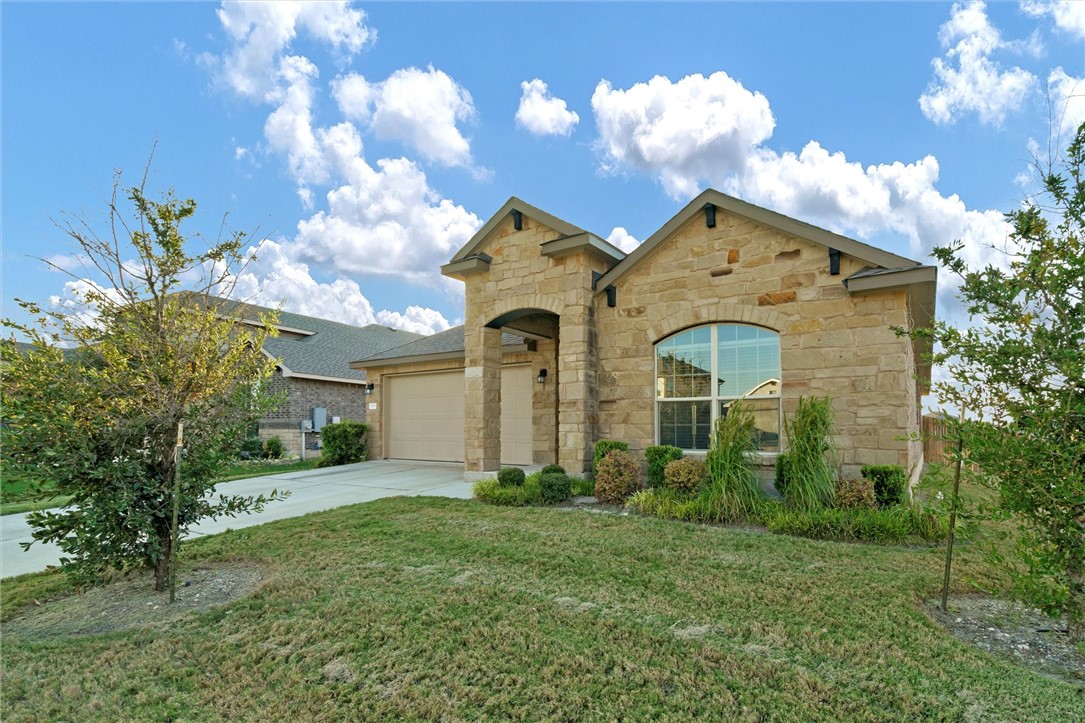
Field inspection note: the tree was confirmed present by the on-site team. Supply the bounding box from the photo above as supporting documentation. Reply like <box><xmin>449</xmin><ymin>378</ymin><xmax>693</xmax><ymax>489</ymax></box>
<box><xmin>907</xmin><ymin>124</ymin><xmax>1084</xmax><ymax>641</ymax></box>
<box><xmin>1</xmin><ymin>165</ymin><xmax>284</xmax><ymax>592</ymax></box>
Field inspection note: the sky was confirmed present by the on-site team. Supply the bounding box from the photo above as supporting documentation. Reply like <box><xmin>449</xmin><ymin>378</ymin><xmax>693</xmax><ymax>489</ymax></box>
<box><xmin>2</xmin><ymin>1</ymin><xmax>1083</xmax><ymax>339</ymax></box>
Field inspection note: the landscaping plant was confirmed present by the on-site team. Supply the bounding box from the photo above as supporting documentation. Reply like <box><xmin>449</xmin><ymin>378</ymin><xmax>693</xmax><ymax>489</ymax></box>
<box><xmin>663</xmin><ymin>457</ymin><xmax>708</xmax><ymax>496</ymax></box>
<box><xmin>861</xmin><ymin>464</ymin><xmax>907</xmax><ymax>508</ymax></box>
<box><xmin>497</xmin><ymin>467</ymin><xmax>526</xmax><ymax>488</ymax></box>
<box><xmin>318</xmin><ymin>421</ymin><xmax>368</xmax><ymax>467</ymax></box>
<box><xmin>703</xmin><ymin>402</ymin><xmax>763</xmax><ymax>521</ymax></box>
<box><xmin>593</xmin><ymin>439</ymin><xmax>629</xmax><ymax>477</ymax></box>
<box><xmin>644</xmin><ymin>444</ymin><xmax>683</xmax><ymax>488</ymax></box>
<box><xmin>593</xmin><ymin>449</ymin><xmax>641</xmax><ymax>504</ymax></box>
<box><xmin>835</xmin><ymin>478</ymin><xmax>877</xmax><ymax>510</ymax></box>
<box><xmin>781</xmin><ymin>396</ymin><xmax>837</xmax><ymax>512</ymax></box>
<box><xmin>0</xmin><ymin>167</ymin><xmax>283</xmax><ymax>591</ymax></box>
<box><xmin>539</xmin><ymin>473</ymin><xmax>572</xmax><ymax>504</ymax></box>
<box><xmin>262</xmin><ymin>437</ymin><xmax>284</xmax><ymax>460</ymax></box>
<box><xmin>774</xmin><ymin>452</ymin><xmax>792</xmax><ymax>497</ymax></box>
<box><xmin>897</xmin><ymin>123</ymin><xmax>1085</xmax><ymax>641</ymax></box>
<box><xmin>540</xmin><ymin>463</ymin><xmax>565</xmax><ymax>476</ymax></box>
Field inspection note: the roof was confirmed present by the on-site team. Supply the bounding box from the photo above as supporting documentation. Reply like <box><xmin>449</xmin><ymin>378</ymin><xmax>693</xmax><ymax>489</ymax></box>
<box><xmin>351</xmin><ymin>324</ymin><xmax>530</xmax><ymax>368</ymax></box>
<box><xmin>594</xmin><ymin>188</ymin><xmax>921</xmax><ymax>292</ymax></box>
<box><xmin>210</xmin><ymin>297</ymin><xmax>424</xmax><ymax>384</ymax></box>
<box><xmin>447</xmin><ymin>196</ymin><xmax>604</xmax><ymax>265</ymax></box>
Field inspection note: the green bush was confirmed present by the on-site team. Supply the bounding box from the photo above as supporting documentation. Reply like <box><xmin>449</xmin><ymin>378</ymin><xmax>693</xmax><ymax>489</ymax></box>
<box><xmin>262</xmin><ymin>436</ymin><xmax>284</xmax><ymax>460</ymax></box>
<box><xmin>570</xmin><ymin>476</ymin><xmax>594</xmax><ymax>497</ymax></box>
<box><xmin>664</xmin><ymin>457</ymin><xmax>708</xmax><ymax>495</ymax></box>
<box><xmin>540</xmin><ymin>463</ymin><xmax>565</xmax><ymax>475</ymax></box>
<box><xmin>594</xmin><ymin>449</ymin><xmax>640</xmax><ymax>504</ymax></box>
<box><xmin>861</xmin><ymin>464</ymin><xmax>907</xmax><ymax>508</ymax></box>
<box><xmin>765</xmin><ymin>505</ymin><xmax>947</xmax><ymax>544</ymax></box>
<box><xmin>835</xmin><ymin>477</ymin><xmax>876</xmax><ymax>510</ymax></box>
<box><xmin>782</xmin><ymin>396</ymin><xmax>836</xmax><ymax>511</ymax></box>
<box><xmin>238</xmin><ymin>437</ymin><xmax>263</xmax><ymax>460</ymax></box>
<box><xmin>317</xmin><ymin>421</ymin><xmax>368</xmax><ymax>467</ymax></box>
<box><xmin>497</xmin><ymin>467</ymin><xmax>526</xmax><ymax>488</ymax></box>
<box><xmin>704</xmin><ymin>402</ymin><xmax>763</xmax><ymax>520</ymax></box>
<box><xmin>474</xmin><ymin>473</ymin><xmax>543</xmax><ymax>506</ymax></box>
<box><xmin>593</xmin><ymin>439</ymin><xmax>629</xmax><ymax>477</ymax></box>
<box><xmin>644</xmin><ymin>445</ymin><xmax>683</xmax><ymax>488</ymax></box>
<box><xmin>774</xmin><ymin>453</ymin><xmax>792</xmax><ymax>497</ymax></box>
<box><xmin>626</xmin><ymin>488</ymin><xmax>708</xmax><ymax>522</ymax></box>
<box><xmin>539</xmin><ymin>473</ymin><xmax>572</xmax><ymax>504</ymax></box>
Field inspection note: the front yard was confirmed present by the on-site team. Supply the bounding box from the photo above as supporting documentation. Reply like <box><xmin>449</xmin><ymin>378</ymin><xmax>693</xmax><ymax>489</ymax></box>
<box><xmin>2</xmin><ymin>496</ymin><xmax>1081</xmax><ymax>721</ymax></box>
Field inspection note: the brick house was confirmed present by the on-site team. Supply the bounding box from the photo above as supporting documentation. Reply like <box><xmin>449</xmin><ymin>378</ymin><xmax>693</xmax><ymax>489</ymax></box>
<box><xmin>352</xmin><ymin>190</ymin><xmax>936</xmax><ymax>483</ymax></box>
<box><xmin>224</xmin><ymin>299</ymin><xmax>422</xmax><ymax>457</ymax></box>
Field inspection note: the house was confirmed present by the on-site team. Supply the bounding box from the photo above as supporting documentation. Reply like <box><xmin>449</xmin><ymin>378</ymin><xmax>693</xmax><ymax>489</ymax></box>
<box><xmin>352</xmin><ymin>189</ymin><xmax>936</xmax><ymax>484</ymax></box>
<box><xmin>219</xmin><ymin>298</ymin><xmax>423</xmax><ymax>457</ymax></box>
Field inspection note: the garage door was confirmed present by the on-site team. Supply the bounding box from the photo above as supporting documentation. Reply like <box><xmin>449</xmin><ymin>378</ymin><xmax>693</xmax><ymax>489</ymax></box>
<box><xmin>385</xmin><ymin>366</ymin><xmax>533</xmax><ymax>465</ymax></box>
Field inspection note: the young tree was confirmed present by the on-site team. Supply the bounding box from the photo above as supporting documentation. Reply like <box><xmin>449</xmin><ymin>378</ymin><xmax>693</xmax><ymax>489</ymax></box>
<box><xmin>1</xmin><ymin>166</ymin><xmax>284</xmax><ymax>591</ymax></box>
<box><xmin>909</xmin><ymin>124</ymin><xmax>1084</xmax><ymax>641</ymax></box>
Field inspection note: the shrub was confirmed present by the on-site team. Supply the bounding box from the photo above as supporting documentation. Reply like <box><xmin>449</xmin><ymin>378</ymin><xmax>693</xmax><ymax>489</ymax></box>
<box><xmin>262</xmin><ymin>436</ymin><xmax>284</xmax><ymax>460</ymax></box>
<box><xmin>594</xmin><ymin>449</ymin><xmax>640</xmax><ymax>504</ymax></box>
<box><xmin>238</xmin><ymin>437</ymin><xmax>263</xmax><ymax>461</ymax></box>
<box><xmin>318</xmin><ymin>421</ymin><xmax>368</xmax><ymax>467</ymax></box>
<box><xmin>593</xmin><ymin>440</ymin><xmax>629</xmax><ymax>477</ymax></box>
<box><xmin>836</xmin><ymin>478</ymin><xmax>876</xmax><ymax>510</ymax></box>
<box><xmin>626</xmin><ymin>488</ymin><xmax>707</xmax><ymax>522</ymax></box>
<box><xmin>570</xmin><ymin>476</ymin><xmax>594</xmax><ymax>497</ymax></box>
<box><xmin>474</xmin><ymin>473</ymin><xmax>542</xmax><ymax>506</ymax></box>
<box><xmin>765</xmin><ymin>505</ymin><xmax>947</xmax><ymax>544</ymax></box>
<box><xmin>774</xmin><ymin>453</ymin><xmax>793</xmax><ymax>497</ymax></box>
<box><xmin>497</xmin><ymin>467</ymin><xmax>526</xmax><ymax>488</ymax></box>
<box><xmin>644</xmin><ymin>445</ymin><xmax>683</xmax><ymax>488</ymax></box>
<box><xmin>540</xmin><ymin>463</ymin><xmax>565</xmax><ymax>475</ymax></box>
<box><xmin>782</xmin><ymin>396</ymin><xmax>836</xmax><ymax>511</ymax></box>
<box><xmin>539</xmin><ymin>473</ymin><xmax>572</xmax><ymax>504</ymax></box>
<box><xmin>704</xmin><ymin>402</ymin><xmax>763</xmax><ymax>521</ymax></box>
<box><xmin>664</xmin><ymin>457</ymin><xmax>709</xmax><ymax>495</ymax></box>
<box><xmin>861</xmin><ymin>464</ymin><xmax>907</xmax><ymax>508</ymax></box>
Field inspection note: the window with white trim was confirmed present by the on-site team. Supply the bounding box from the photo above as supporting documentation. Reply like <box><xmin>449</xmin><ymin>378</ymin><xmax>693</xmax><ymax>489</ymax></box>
<box><xmin>655</xmin><ymin>324</ymin><xmax>781</xmax><ymax>452</ymax></box>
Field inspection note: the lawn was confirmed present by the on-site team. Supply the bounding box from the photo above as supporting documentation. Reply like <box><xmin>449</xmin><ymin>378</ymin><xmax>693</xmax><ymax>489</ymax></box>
<box><xmin>0</xmin><ymin>458</ymin><xmax>320</xmax><ymax>515</ymax></box>
<box><xmin>2</xmin><ymin>497</ymin><xmax>1080</xmax><ymax>721</ymax></box>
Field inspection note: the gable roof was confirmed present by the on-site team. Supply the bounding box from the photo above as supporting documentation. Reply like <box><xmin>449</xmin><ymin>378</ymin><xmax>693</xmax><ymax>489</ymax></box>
<box><xmin>350</xmin><ymin>324</ymin><xmax>530</xmax><ymax>369</ymax></box>
<box><xmin>594</xmin><ymin>188</ymin><xmax>921</xmax><ymax>292</ymax></box>
<box><xmin>447</xmin><ymin>196</ymin><xmax>592</xmax><ymax>265</ymax></box>
<box><xmin>211</xmin><ymin>297</ymin><xmax>423</xmax><ymax>384</ymax></box>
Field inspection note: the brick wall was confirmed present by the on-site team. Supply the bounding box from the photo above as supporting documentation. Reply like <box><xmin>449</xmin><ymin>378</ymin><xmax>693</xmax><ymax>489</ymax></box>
<box><xmin>258</xmin><ymin>370</ymin><xmax>368</xmax><ymax>457</ymax></box>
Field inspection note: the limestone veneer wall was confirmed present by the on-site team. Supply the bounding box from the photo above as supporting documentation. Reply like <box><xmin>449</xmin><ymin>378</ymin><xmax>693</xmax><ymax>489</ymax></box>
<box><xmin>594</xmin><ymin>209</ymin><xmax>922</xmax><ymax>478</ymax></box>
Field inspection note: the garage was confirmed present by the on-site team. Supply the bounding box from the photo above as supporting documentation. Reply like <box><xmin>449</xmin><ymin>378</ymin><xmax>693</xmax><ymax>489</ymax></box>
<box><xmin>385</xmin><ymin>365</ymin><xmax>533</xmax><ymax>465</ymax></box>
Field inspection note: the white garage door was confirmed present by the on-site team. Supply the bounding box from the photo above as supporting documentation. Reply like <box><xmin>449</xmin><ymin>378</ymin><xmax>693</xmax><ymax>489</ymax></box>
<box><xmin>385</xmin><ymin>365</ymin><xmax>533</xmax><ymax>465</ymax></box>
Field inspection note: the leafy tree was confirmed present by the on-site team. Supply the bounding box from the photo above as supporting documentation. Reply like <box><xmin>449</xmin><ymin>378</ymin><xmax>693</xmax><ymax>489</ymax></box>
<box><xmin>1</xmin><ymin>167</ymin><xmax>285</xmax><ymax>592</ymax></box>
<box><xmin>907</xmin><ymin>124</ymin><xmax>1084</xmax><ymax>641</ymax></box>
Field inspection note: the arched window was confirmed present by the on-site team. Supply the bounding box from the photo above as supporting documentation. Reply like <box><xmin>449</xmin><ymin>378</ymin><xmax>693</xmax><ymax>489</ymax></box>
<box><xmin>655</xmin><ymin>324</ymin><xmax>781</xmax><ymax>452</ymax></box>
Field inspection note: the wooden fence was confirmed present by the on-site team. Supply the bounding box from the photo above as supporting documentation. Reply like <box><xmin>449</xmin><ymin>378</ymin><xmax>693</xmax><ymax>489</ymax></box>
<box><xmin>922</xmin><ymin>415</ymin><xmax>950</xmax><ymax>465</ymax></box>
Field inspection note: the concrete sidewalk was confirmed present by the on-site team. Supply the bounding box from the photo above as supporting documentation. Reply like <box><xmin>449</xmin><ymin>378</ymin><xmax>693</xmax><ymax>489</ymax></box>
<box><xmin>1</xmin><ymin>460</ymin><xmax>473</xmax><ymax>579</ymax></box>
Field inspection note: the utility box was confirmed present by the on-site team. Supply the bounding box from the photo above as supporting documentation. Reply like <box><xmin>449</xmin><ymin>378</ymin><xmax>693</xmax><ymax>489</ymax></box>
<box><xmin>301</xmin><ymin>420</ymin><xmax>313</xmax><ymax>433</ymax></box>
<box><xmin>312</xmin><ymin>407</ymin><xmax>328</xmax><ymax>432</ymax></box>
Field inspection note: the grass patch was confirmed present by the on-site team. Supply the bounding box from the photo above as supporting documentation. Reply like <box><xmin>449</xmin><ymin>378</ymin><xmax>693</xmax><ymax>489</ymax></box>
<box><xmin>1</xmin><ymin>497</ymin><xmax>1077</xmax><ymax>720</ymax></box>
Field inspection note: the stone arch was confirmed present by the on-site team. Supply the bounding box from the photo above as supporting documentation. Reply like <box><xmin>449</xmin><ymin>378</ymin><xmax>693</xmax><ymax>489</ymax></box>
<box><xmin>489</xmin><ymin>293</ymin><xmax>566</xmax><ymax>324</ymax></box>
<box><xmin>646</xmin><ymin>302</ymin><xmax>786</xmax><ymax>344</ymax></box>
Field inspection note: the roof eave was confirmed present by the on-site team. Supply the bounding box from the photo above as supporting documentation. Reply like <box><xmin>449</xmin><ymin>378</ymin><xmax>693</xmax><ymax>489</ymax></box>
<box><xmin>540</xmin><ymin>232</ymin><xmax>626</xmax><ymax>266</ymax></box>
<box><xmin>351</xmin><ymin>343</ymin><xmax>532</xmax><ymax>370</ymax></box>
<box><xmin>440</xmin><ymin>253</ymin><xmax>492</xmax><ymax>280</ymax></box>
<box><xmin>447</xmin><ymin>196</ymin><xmax>588</xmax><ymax>265</ymax></box>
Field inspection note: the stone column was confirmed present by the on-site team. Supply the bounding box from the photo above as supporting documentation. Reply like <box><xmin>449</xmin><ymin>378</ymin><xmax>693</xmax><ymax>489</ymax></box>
<box><xmin>465</xmin><ymin>325</ymin><xmax>502</xmax><ymax>473</ymax></box>
<box><xmin>558</xmin><ymin>305</ymin><xmax>598</xmax><ymax>475</ymax></box>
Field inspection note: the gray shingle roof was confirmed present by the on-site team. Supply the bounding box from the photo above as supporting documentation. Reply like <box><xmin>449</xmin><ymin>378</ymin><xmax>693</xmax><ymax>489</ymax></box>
<box><xmin>212</xmin><ymin>297</ymin><xmax>424</xmax><ymax>383</ymax></box>
<box><xmin>353</xmin><ymin>324</ymin><xmax>526</xmax><ymax>365</ymax></box>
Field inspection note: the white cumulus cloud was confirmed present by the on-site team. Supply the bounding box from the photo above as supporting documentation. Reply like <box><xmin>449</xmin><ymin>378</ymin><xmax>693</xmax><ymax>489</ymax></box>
<box><xmin>375</xmin><ymin>306</ymin><xmax>453</xmax><ymax>336</ymax></box>
<box><xmin>1047</xmin><ymin>67</ymin><xmax>1085</xmax><ymax>140</ymax></box>
<box><xmin>1020</xmin><ymin>0</ymin><xmax>1085</xmax><ymax>40</ymax></box>
<box><xmin>605</xmin><ymin>227</ymin><xmax>640</xmax><ymax>253</ymax></box>
<box><xmin>333</xmin><ymin>66</ymin><xmax>477</xmax><ymax>168</ymax></box>
<box><xmin>592</xmin><ymin>72</ymin><xmax>775</xmax><ymax>198</ymax></box>
<box><xmin>918</xmin><ymin>1</ymin><xmax>1037</xmax><ymax>126</ymax></box>
<box><xmin>515</xmin><ymin>79</ymin><xmax>580</xmax><ymax>137</ymax></box>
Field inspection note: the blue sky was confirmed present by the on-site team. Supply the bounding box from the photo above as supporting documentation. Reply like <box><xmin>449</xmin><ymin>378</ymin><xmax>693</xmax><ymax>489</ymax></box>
<box><xmin>3</xmin><ymin>2</ymin><xmax>1083</xmax><ymax>336</ymax></box>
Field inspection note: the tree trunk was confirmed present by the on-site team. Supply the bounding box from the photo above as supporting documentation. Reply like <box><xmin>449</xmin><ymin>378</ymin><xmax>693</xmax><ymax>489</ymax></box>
<box><xmin>1068</xmin><ymin>553</ymin><xmax>1083</xmax><ymax>644</ymax></box>
<box><xmin>153</xmin><ymin>520</ymin><xmax>173</xmax><ymax>592</ymax></box>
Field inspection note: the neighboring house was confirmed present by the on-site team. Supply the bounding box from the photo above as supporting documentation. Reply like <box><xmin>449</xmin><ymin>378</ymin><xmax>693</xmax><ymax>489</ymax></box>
<box><xmin>352</xmin><ymin>189</ymin><xmax>936</xmax><ymax>484</ymax></box>
<box><xmin>218</xmin><ymin>299</ymin><xmax>423</xmax><ymax>457</ymax></box>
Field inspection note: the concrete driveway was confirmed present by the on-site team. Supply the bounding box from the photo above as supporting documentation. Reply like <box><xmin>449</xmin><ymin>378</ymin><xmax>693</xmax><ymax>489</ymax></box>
<box><xmin>1</xmin><ymin>460</ymin><xmax>473</xmax><ymax>579</ymax></box>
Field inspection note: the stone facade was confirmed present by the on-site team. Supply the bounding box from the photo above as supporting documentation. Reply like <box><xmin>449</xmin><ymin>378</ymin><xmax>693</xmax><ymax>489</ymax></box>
<box><xmin>258</xmin><ymin>370</ymin><xmax>368</xmax><ymax>457</ymax></box>
<box><xmin>361</xmin><ymin>192</ymin><xmax>932</xmax><ymax>481</ymax></box>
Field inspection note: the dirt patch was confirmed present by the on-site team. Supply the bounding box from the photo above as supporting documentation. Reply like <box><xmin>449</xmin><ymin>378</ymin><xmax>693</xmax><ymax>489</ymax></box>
<box><xmin>2</xmin><ymin>561</ymin><xmax>264</xmax><ymax>640</ymax></box>
<box><xmin>927</xmin><ymin>595</ymin><xmax>1085</xmax><ymax>685</ymax></box>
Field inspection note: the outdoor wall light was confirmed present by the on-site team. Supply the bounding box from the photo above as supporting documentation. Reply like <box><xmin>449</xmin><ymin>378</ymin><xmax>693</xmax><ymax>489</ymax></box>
<box><xmin>537</xmin><ymin>369</ymin><xmax>548</xmax><ymax>384</ymax></box>
<box><xmin>365</xmin><ymin>383</ymin><xmax>375</xmax><ymax>395</ymax></box>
